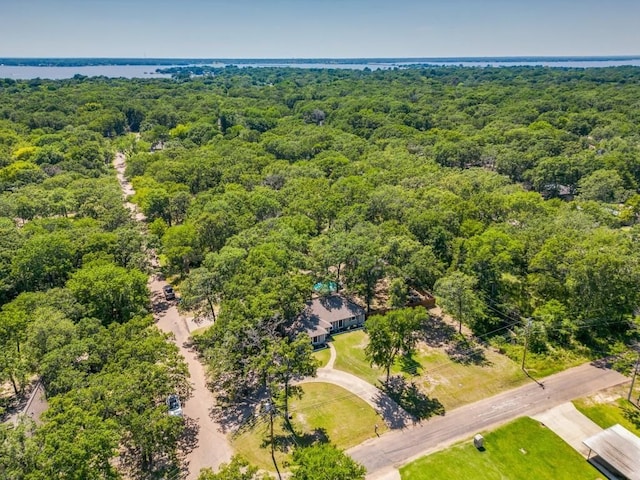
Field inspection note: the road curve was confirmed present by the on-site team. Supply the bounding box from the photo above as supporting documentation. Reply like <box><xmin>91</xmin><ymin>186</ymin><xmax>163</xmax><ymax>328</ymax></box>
<box><xmin>348</xmin><ymin>362</ymin><xmax>628</xmax><ymax>476</ymax></box>
<box><xmin>114</xmin><ymin>152</ymin><xmax>233</xmax><ymax>479</ymax></box>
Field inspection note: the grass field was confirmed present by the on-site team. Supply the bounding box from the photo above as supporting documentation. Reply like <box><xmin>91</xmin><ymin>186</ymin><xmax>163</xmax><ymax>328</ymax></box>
<box><xmin>331</xmin><ymin>330</ymin><xmax>528</xmax><ymax>410</ymax></box>
<box><xmin>400</xmin><ymin>417</ymin><xmax>602</xmax><ymax>480</ymax></box>
<box><xmin>231</xmin><ymin>382</ymin><xmax>386</xmax><ymax>471</ymax></box>
<box><xmin>574</xmin><ymin>392</ymin><xmax>640</xmax><ymax>436</ymax></box>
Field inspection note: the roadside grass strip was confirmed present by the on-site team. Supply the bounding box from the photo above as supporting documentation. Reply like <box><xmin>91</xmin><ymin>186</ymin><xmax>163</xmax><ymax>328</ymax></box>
<box><xmin>400</xmin><ymin>417</ymin><xmax>602</xmax><ymax>480</ymax></box>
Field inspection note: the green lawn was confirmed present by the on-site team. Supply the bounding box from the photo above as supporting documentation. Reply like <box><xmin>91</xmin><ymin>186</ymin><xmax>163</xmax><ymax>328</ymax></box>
<box><xmin>231</xmin><ymin>382</ymin><xmax>386</xmax><ymax>472</ymax></box>
<box><xmin>573</xmin><ymin>395</ymin><xmax>640</xmax><ymax>436</ymax></box>
<box><xmin>312</xmin><ymin>346</ymin><xmax>331</xmax><ymax>368</ymax></box>
<box><xmin>400</xmin><ymin>417</ymin><xmax>602</xmax><ymax>480</ymax></box>
<box><xmin>331</xmin><ymin>330</ymin><xmax>527</xmax><ymax>410</ymax></box>
<box><xmin>332</xmin><ymin>330</ymin><xmax>384</xmax><ymax>385</ymax></box>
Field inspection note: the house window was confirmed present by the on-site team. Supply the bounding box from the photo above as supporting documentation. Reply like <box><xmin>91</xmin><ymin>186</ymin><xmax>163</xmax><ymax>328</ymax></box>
<box><xmin>313</xmin><ymin>336</ymin><xmax>318</xmax><ymax>344</ymax></box>
<box><xmin>338</xmin><ymin>319</ymin><xmax>343</xmax><ymax>328</ymax></box>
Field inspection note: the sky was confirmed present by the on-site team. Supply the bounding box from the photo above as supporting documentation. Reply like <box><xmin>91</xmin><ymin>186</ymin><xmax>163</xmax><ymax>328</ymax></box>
<box><xmin>1</xmin><ymin>0</ymin><xmax>639</xmax><ymax>58</ymax></box>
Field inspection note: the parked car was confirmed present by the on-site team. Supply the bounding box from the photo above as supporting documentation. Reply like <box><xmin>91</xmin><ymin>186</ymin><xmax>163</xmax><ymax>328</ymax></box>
<box><xmin>166</xmin><ymin>394</ymin><xmax>183</xmax><ymax>417</ymax></box>
<box><xmin>163</xmin><ymin>285</ymin><xmax>176</xmax><ymax>300</ymax></box>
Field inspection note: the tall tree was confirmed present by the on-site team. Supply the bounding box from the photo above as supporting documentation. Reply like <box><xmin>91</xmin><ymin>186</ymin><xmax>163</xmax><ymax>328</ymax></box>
<box><xmin>256</xmin><ymin>334</ymin><xmax>317</xmax><ymax>421</ymax></box>
<box><xmin>290</xmin><ymin>444</ymin><xmax>366</xmax><ymax>480</ymax></box>
<box><xmin>433</xmin><ymin>272</ymin><xmax>485</xmax><ymax>334</ymax></box>
<box><xmin>365</xmin><ymin>308</ymin><xmax>426</xmax><ymax>382</ymax></box>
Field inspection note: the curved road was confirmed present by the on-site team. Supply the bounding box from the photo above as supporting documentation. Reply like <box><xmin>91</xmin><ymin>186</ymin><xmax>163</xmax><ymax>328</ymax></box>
<box><xmin>114</xmin><ymin>153</ymin><xmax>232</xmax><ymax>479</ymax></box>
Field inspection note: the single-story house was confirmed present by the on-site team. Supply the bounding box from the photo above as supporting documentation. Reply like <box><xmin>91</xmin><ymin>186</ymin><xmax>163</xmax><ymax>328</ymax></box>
<box><xmin>299</xmin><ymin>295</ymin><xmax>366</xmax><ymax>347</ymax></box>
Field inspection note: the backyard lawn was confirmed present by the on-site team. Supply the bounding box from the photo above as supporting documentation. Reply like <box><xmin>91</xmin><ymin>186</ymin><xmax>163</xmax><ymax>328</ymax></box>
<box><xmin>231</xmin><ymin>382</ymin><xmax>386</xmax><ymax>472</ymax></box>
<box><xmin>331</xmin><ymin>329</ymin><xmax>528</xmax><ymax>410</ymax></box>
<box><xmin>400</xmin><ymin>417</ymin><xmax>602</xmax><ymax>480</ymax></box>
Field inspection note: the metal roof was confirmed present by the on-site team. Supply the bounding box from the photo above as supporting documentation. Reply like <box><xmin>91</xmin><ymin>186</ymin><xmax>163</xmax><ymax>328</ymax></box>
<box><xmin>583</xmin><ymin>424</ymin><xmax>640</xmax><ymax>480</ymax></box>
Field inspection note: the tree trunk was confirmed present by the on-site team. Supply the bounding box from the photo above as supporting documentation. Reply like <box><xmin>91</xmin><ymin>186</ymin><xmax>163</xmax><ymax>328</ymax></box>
<box><xmin>207</xmin><ymin>296</ymin><xmax>216</xmax><ymax>321</ymax></box>
<box><xmin>8</xmin><ymin>371</ymin><xmax>19</xmax><ymax>396</ymax></box>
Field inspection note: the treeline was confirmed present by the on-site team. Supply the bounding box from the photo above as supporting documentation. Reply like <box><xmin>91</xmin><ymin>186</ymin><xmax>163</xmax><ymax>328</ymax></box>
<box><xmin>0</xmin><ymin>104</ymin><xmax>189</xmax><ymax>477</ymax></box>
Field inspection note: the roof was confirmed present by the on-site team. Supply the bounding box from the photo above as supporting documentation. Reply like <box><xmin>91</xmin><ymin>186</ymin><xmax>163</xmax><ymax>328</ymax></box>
<box><xmin>583</xmin><ymin>424</ymin><xmax>640</xmax><ymax>480</ymax></box>
<box><xmin>299</xmin><ymin>295</ymin><xmax>365</xmax><ymax>338</ymax></box>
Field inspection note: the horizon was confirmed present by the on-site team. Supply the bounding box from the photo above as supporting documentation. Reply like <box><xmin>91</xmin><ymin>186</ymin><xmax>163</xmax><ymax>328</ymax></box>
<box><xmin>3</xmin><ymin>54</ymin><xmax>640</xmax><ymax>61</ymax></box>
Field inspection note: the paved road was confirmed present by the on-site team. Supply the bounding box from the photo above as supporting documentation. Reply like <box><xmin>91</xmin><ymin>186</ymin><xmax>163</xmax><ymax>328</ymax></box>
<box><xmin>114</xmin><ymin>153</ymin><xmax>232</xmax><ymax>479</ymax></box>
<box><xmin>348</xmin><ymin>362</ymin><xmax>628</xmax><ymax>476</ymax></box>
<box><xmin>150</xmin><ymin>279</ymin><xmax>233</xmax><ymax>479</ymax></box>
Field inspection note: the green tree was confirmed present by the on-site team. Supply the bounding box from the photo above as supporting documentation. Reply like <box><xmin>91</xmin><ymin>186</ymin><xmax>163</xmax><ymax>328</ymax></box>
<box><xmin>66</xmin><ymin>262</ymin><xmax>149</xmax><ymax>324</ymax></box>
<box><xmin>290</xmin><ymin>444</ymin><xmax>366</xmax><ymax>480</ymax></box>
<box><xmin>179</xmin><ymin>267</ymin><xmax>221</xmax><ymax>321</ymax></box>
<box><xmin>365</xmin><ymin>308</ymin><xmax>426</xmax><ymax>382</ymax></box>
<box><xmin>198</xmin><ymin>456</ymin><xmax>268</xmax><ymax>480</ymax></box>
<box><xmin>433</xmin><ymin>272</ymin><xmax>485</xmax><ymax>334</ymax></box>
<box><xmin>256</xmin><ymin>334</ymin><xmax>317</xmax><ymax>421</ymax></box>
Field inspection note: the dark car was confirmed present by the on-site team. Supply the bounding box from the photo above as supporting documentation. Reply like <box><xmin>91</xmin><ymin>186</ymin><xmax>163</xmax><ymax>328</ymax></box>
<box><xmin>163</xmin><ymin>285</ymin><xmax>176</xmax><ymax>300</ymax></box>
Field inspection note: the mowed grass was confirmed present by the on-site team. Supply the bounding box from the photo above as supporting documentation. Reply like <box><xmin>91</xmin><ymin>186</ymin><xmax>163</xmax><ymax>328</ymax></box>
<box><xmin>332</xmin><ymin>330</ymin><xmax>385</xmax><ymax>385</ymax></box>
<box><xmin>574</xmin><ymin>395</ymin><xmax>640</xmax><ymax>436</ymax></box>
<box><xmin>331</xmin><ymin>330</ymin><xmax>527</xmax><ymax>410</ymax></box>
<box><xmin>312</xmin><ymin>346</ymin><xmax>332</xmax><ymax>368</ymax></box>
<box><xmin>231</xmin><ymin>382</ymin><xmax>385</xmax><ymax>472</ymax></box>
<box><xmin>400</xmin><ymin>417</ymin><xmax>602</xmax><ymax>480</ymax></box>
<box><xmin>410</xmin><ymin>343</ymin><xmax>526</xmax><ymax>410</ymax></box>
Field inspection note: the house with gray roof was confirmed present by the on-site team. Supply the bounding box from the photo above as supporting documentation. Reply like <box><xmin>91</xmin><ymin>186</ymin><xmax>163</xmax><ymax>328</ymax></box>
<box><xmin>299</xmin><ymin>295</ymin><xmax>366</xmax><ymax>347</ymax></box>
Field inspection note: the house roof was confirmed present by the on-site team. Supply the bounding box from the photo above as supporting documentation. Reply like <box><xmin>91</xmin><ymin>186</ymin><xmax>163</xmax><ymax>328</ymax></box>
<box><xmin>583</xmin><ymin>424</ymin><xmax>640</xmax><ymax>480</ymax></box>
<box><xmin>299</xmin><ymin>295</ymin><xmax>365</xmax><ymax>338</ymax></box>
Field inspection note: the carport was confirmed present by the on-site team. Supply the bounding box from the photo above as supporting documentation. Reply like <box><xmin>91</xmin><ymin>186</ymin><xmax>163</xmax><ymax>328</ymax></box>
<box><xmin>583</xmin><ymin>424</ymin><xmax>640</xmax><ymax>480</ymax></box>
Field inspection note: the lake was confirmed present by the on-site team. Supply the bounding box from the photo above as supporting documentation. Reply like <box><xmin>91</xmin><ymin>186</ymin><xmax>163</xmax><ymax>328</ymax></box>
<box><xmin>2</xmin><ymin>58</ymin><xmax>640</xmax><ymax>79</ymax></box>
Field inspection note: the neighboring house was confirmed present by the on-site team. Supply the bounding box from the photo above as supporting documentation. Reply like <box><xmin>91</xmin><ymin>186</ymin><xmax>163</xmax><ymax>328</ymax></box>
<box><xmin>299</xmin><ymin>295</ymin><xmax>366</xmax><ymax>347</ymax></box>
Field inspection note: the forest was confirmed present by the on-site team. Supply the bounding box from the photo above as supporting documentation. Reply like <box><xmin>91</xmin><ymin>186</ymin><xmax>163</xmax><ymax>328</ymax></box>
<box><xmin>1</xmin><ymin>65</ymin><xmax>640</xmax><ymax>478</ymax></box>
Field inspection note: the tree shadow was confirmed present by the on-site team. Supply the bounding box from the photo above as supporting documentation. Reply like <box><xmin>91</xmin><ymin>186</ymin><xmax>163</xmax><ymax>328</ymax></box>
<box><xmin>373</xmin><ymin>390</ymin><xmax>414</xmax><ymax>429</ymax></box>
<box><xmin>260</xmin><ymin>424</ymin><xmax>329</xmax><ymax>456</ymax></box>
<box><xmin>212</xmin><ymin>394</ymin><xmax>260</xmax><ymax>435</ymax></box>
<box><xmin>420</xmin><ymin>315</ymin><xmax>457</xmax><ymax>347</ymax></box>
<box><xmin>399</xmin><ymin>353</ymin><xmax>422</xmax><ymax>376</ymax></box>
<box><xmin>381</xmin><ymin>375</ymin><xmax>445</xmax><ymax>422</ymax></box>
<box><xmin>177</xmin><ymin>416</ymin><xmax>200</xmax><ymax>456</ymax></box>
<box><xmin>445</xmin><ymin>336</ymin><xmax>490</xmax><ymax>366</ymax></box>
<box><xmin>0</xmin><ymin>380</ymin><xmax>37</xmax><ymax>422</ymax></box>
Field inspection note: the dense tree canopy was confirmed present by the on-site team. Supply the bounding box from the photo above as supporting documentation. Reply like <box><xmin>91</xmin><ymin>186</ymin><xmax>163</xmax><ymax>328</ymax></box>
<box><xmin>2</xmin><ymin>64</ymin><xmax>640</xmax><ymax>478</ymax></box>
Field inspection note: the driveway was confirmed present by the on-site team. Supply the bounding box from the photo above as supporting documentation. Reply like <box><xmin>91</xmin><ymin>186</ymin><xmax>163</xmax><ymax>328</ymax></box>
<box><xmin>532</xmin><ymin>402</ymin><xmax>602</xmax><ymax>456</ymax></box>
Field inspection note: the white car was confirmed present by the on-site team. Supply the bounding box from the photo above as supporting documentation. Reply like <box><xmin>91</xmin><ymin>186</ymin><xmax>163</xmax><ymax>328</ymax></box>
<box><xmin>166</xmin><ymin>394</ymin><xmax>183</xmax><ymax>417</ymax></box>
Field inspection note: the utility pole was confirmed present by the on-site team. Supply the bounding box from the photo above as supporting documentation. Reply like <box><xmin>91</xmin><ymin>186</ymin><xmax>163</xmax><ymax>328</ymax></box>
<box><xmin>521</xmin><ymin>319</ymin><xmax>545</xmax><ymax>389</ymax></box>
<box><xmin>521</xmin><ymin>318</ymin><xmax>532</xmax><ymax>371</ymax></box>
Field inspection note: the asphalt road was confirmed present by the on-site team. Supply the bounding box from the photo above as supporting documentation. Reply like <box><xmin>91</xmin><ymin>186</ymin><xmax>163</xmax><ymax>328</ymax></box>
<box><xmin>348</xmin><ymin>362</ymin><xmax>628</xmax><ymax>475</ymax></box>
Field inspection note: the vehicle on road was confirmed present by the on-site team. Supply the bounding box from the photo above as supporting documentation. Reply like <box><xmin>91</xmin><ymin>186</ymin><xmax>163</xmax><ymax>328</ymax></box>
<box><xmin>166</xmin><ymin>394</ymin><xmax>183</xmax><ymax>417</ymax></box>
<box><xmin>163</xmin><ymin>285</ymin><xmax>176</xmax><ymax>300</ymax></box>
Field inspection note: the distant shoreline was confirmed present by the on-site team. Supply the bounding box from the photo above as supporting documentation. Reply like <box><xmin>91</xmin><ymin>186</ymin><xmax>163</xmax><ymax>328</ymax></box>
<box><xmin>2</xmin><ymin>56</ymin><xmax>640</xmax><ymax>68</ymax></box>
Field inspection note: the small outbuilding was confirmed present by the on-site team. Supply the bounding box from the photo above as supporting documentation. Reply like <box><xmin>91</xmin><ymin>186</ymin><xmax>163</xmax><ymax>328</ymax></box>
<box><xmin>582</xmin><ymin>424</ymin><xmax>640</xmax><ymax>480</ymax></box>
